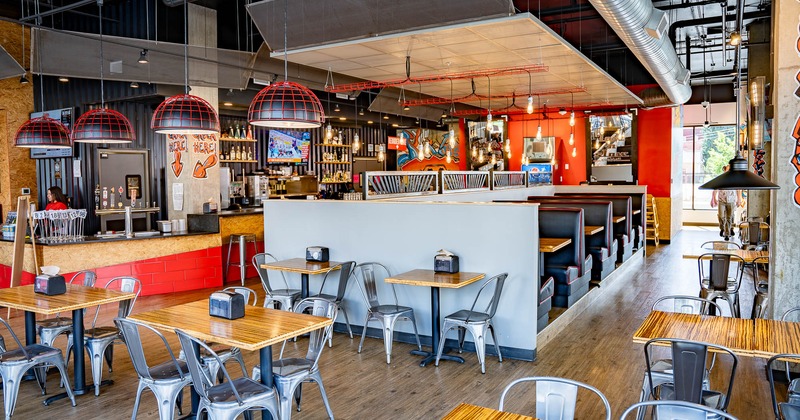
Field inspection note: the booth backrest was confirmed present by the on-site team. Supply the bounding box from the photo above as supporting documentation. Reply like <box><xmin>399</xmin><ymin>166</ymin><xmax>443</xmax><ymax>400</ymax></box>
<box><xmin>555</xmin><ymin>192</ymin><xmax>644</xmax><ymax>231</ymax></box>
<box><xmin>536</xmin><ymin>195</ymin><xmax>632</xmax><ymax>240</ymax></box>
<box><xmin>538</xmin><ymin>208</ymin><xmax>586</xmax><ymax>274</ymax></box>
<box><xmin>526</xmin><ymin>199</ymin><xmax>614</xmax><ymax>252</ymax></box>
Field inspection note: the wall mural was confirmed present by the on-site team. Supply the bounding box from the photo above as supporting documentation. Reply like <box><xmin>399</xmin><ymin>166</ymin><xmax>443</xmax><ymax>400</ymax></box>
<box><xmin>793</xmin><ymin>18</ymin><xmax>800</xmax><ymax>207</ymax></box>
<box><xmin>167</xmin><ymin>134</ymin><xmax>187</xmax><ymax>178</ymax></box>
<box><xmin>166</xmin><ymin>134</ymin><xmax>219</xmax><ymax>179</ymax></box>
<box><xmin>397</xmin><ymin>128</ymin><xmax>459</xmax><ymax>171</ymax></box>
<box><xmin>753</xmin><ymin>148</ymin><xmax>766</xmax><ymax>177</ymax></box>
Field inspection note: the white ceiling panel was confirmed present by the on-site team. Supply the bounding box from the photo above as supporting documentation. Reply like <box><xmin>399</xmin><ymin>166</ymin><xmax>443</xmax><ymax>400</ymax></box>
<box><xmin>281</xmin><ymin>13</ymin><xmax>641</xmax><ymax>111</ymax></box>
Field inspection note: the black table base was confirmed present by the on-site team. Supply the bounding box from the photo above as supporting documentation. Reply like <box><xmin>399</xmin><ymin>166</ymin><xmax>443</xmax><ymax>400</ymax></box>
<box><xmin>410</xmin><ymin>287</ymin><xmax>465</xmax><ymax>367</ymax></box>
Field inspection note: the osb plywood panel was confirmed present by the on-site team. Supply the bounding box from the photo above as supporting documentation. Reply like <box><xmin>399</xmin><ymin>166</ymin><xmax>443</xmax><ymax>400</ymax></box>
<box><xmin>219</xmin><ymin>214</ymin><xmax>264</xmax><ymax>243</ymax></box>
<box><xmin>655</xmin><ymin>197</ymin><xmax>672</xmax><ymax>240</ymax></box>
<box><xmin>38</xmin><ymin>234</ymin><xmax>221</xmax><ymax>273</ymax></box>
<box><xmin>0</xmin><ymin>241</ymin><xmax>42</xmax><ymax>273</ymax></box>
<box><xmin>0</xmin><ymin>22</ymin><xmax>35</xmax><ymax>215</ymax></box>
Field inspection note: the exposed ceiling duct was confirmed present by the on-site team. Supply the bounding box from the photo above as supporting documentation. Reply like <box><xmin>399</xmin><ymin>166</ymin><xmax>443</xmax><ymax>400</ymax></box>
<box><xmin>589</xmin><ymin>0</ymin><xmax>692</xmax><ymax>105</ymax></box>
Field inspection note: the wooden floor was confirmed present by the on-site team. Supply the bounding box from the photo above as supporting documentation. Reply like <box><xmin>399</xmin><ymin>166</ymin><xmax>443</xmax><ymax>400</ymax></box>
<box><xmin>7</xmin><ymin>226</ymin><xmax>773</xmax><ymax>419</ymax></box>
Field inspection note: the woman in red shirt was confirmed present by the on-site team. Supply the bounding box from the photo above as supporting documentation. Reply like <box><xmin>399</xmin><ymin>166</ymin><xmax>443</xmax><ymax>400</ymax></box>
<box><xmin>45</xmin><ymin>186</ymin><xmax>68</xmax><ymax>210</ymax></box>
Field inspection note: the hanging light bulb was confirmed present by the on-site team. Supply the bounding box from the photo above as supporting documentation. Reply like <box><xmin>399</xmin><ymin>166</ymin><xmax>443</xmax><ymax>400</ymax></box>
<box><xmin>486</xmin><ymin>112</ymin><xmax>493</xmax><ymax>130</ymax></box>
<box><xmin>352</xmin><ymin>131</ymin><xmax>360</xmax><ymax>152</ymax></box>
<box><xmin>377</xmin><ymin>145</ymin><xmax>385</xmax><ymax>162</ymax></box>
<box><xmin>521</xmin><ymin>154</ymin><xmax>528</xmax><ymax>166</ymax></box>
<box><xmin>569</xmin><ymin>130</ymin><xmax>574</xmax><ymax>145</ymax></box>
<box><xmin>418</xmin><ymin>142</ymin><xmax>424</xmax><ymax>161</ymax></box>
<box><xmin>424</xmin><ymin>141</ymin><xmax>431</xmax><ymax>157</ymax></box>
<box><xmin>507</xmin><ymin>148</ymin><xmax>511</xmax><ymax>159</ymax></box>
<box><xmin>526</xmin><ymin>96</ymin><xmax>534</xmax><ymax>114</ymax></box>
<box><xmin>446</xmin><ymin>149</ymin><xmax>452</xmax><ymax>163</ymax></box>
<box><xmin>569</xmin><ymin>111</ymin><xmax>575</xmax><ymax>127</ymax></box>
<box><xmin>536</xmin><ymin>123</ymin><xmax>542</xmax><ymax>140</ymax></box>
<box><xmin>325</xmin><ymin>123</ymin><xmax>333</xmax><ymax>140</ymax></box>
<box><xmin>479</xmin><ymin>149</ymin><xmax>484</xmax><ymax>163</ymax></box>
<box><xmin>505</xmin><ymin>138</ymin><xmax>510</xmax><ymax>151</ymax></box>
<box><xmin>572</xmin><ymin>147</ymin><xmax>577</xmax><ymax>158</ymax></box>
<box><xmin>472</xmin><ymin>145</ymin><xmax>477</xmax><ymax>158</ymax></box>
<box><xmin>490</xmin><ymin>153</ymin><xmax>497</xmax><ymax>166</ymax></box>
<box><xmin>449</xmin><ymin>129</ymin><xmax>456</xmax><ymax>148</ymax></box>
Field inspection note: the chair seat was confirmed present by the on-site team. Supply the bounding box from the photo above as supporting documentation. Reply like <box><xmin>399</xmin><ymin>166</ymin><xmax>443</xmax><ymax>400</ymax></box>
<box><xmin>701</xmin><ymin>278</ymin><xmax>738</xmax><ymax>292</ymax></box>
<box><xmin>789</xmin><ymin>378</ymin><xmax>800</xmax><ymax>396</ymax></box>
<box><xmin>370</xmin><ymin>304</ymin><xmax>413</xmax><ymax>316</ymax></box>
<box><xmin>148</xmin><ymin>359</ymin><xmax>189</xmax><ymax>381</ymax></box>
<box><xmin>37</xmin><ymin>317</ymin><xmax>73</xmax><ymax>329</ymax></box>
<box><xmin>444</xmin><ymin>310</ymin><xmax>490</xmax><ymax>324</ymax></box>
<box><xmin>206</xmin><ymin>377</ymin><xmax>274</xmax><ymax>404</ymax></box>
<box><xmin>270</xmin><ymin>289</ymin><xmax>300</xmax><ymax>298</ymax></box>
<box><xmin>84</xmin><ymin>326</ymin><xmax>121</xmax><ymax>340</ymax></box>
<box><xmin>0</xmin><ymin>344</ymin><xmax>60</xmax><ymax>363</ymax></box>
<box><xmin>314</xmin><ymin>293</ymin><xmax>338</xmax><ymax>302</ymax></box>
<box><xmin>272</xmin><ymin>357</ymin><xmax>314</xmax><ymax>377</ymax></box>
<box><xmin>659</xmin><ymin>384</ymin><xmax>725</xmax><ymax>410</ymax></box>
<box><xmin>780</xmin><ymin>402</ymin><xmax>800</xmax><ymax>420</ymax></box>
<box><xmin>756</xmin><ymin>283</ymin><xmax>769</xmax><ymax>294</ymax></box>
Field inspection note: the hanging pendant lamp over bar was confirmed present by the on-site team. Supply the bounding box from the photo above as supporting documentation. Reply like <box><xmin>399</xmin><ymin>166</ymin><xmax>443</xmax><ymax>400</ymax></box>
<box><xmin>73</xmin><ymin>108</ymin><xmax>136</xmax><ymax>143</ymax></box>
<box><xmin>698</xmin><ymin>153</ymin><xmax>779</xmax><ymax>190</ymax></box>
<box><xmin>248</xmin><ymin>81</ymin><xmax>325</xmax><ymax>128</ymax></box>
<box><xmin>151</xmin><ymin>94</ymin><xmax>220</xmax><ymax>134</ymax></box>
<box><xmin>14</xmin><ymin>116</ymin><xmax>72</xmax><ymax>148</ymax></box>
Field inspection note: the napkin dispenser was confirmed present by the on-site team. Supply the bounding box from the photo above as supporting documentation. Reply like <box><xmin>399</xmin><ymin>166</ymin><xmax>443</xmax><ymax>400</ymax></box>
<box><xmin>209</xmin><ymin>291</ymin><xmax>245</xmax><ymax>320</ymax></box>
<box><xmin>434</xmin><ymin>250</ymin><xmax>459</xmax><ymax>274</ymax></box>
<box><xmin>34</xmin><ymin>274</ymin><xmax>66</xmax><ymax>296</ymax></box>
<box><xmin>202</xmin><ymin>201</ymin><xmax>218</xmax><ymax>214</ymax></box>
<box><xmin>306</xmin><ymin>246</ymin><xmax>329</xmax><ymax>262</ymax></box>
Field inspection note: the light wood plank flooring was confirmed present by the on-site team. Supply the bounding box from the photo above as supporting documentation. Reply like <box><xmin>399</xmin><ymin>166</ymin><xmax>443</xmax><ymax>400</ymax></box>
<box><xmin>5</xmin><ymin>227</ymin><xmax>773</xmax><ymax>419</ymax></box>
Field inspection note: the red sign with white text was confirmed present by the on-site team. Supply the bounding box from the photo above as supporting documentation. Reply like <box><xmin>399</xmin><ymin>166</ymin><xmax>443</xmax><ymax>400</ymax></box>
<box><xmin>387</xmin><ymin>136</ymin><xmax>407</xmax><ymax>151</ymax></box>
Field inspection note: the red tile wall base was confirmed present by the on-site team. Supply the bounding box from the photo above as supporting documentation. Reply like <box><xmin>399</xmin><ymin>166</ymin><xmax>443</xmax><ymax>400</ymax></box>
<box><xmin>220</xmin><ymin>240</ymin><xmax>264</xmax><ymax>285</ymax></box>
<box><xmin>0</xmin><ymin>245</ymin><xmax>230</xmax><ymax>296</ymax></box>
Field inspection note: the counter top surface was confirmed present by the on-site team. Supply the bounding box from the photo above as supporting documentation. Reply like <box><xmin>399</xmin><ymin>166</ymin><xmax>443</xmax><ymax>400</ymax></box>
<box><xmin>190</xmin><ymin>208</ymin><xmax>264</xmax><ymax>217</ymax></box>
<box><xmin>0</xmin><ymin>230</ymin><xmax>217</xmax><ymax>246</ymax></box>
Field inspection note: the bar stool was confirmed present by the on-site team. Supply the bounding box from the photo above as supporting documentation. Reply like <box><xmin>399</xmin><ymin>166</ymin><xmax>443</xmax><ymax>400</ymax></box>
<box><xmin>225</xmin><ymin>233</ymin><xmax>259</xmax><ymax>286</ymax></box>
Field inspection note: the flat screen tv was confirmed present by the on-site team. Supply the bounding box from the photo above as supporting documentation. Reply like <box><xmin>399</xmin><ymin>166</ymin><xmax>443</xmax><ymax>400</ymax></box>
<box><xmin>267</xmin><ymin>130</ymin><xmax>310</xmax><ymax>164</ymax></box>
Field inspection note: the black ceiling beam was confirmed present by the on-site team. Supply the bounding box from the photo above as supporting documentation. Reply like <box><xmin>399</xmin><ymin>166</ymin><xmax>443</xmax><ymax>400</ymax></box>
<box><xmin>655</xmin><ymin>0</ymin><xmax>725</xmax><ymax>11</ymax></box>
<box><xmin>668</xmin><ymin>9</ymin><xmax>770</xmax><ymax>45</ymax></box>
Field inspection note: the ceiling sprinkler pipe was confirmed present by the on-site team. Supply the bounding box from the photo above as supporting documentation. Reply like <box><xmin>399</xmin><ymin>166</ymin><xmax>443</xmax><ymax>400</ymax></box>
<box><xmin>589</xmin><ymin>0</ymin><xmax>692</xmax><ymax>105</ymax></box>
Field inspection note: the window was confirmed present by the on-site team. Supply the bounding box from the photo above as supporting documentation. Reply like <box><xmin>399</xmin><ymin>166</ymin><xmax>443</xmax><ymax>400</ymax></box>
<box><xmin>682</xmin><ymin>125</ymin><xmax>736</xmax><ymax>210</ymax></box>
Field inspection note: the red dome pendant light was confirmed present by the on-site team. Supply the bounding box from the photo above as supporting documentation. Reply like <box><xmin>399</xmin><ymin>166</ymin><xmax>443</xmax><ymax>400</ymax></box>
<box><xmin>151</xmin><ymin>0</ymin><xmax>219</xmax><ymax>135</ymax></box>
<box><xmin>248</xmin><ymin>0</ymin><xmax>324</xmax><ymax>129</ymax></box>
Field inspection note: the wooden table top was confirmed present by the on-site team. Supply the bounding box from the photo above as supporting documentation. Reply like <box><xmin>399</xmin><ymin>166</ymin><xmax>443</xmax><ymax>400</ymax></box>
<box><xmin>613</xmin><ymin>216</ymin><xmax>626</xmax><ymax>223</ymax></box>
<box><xmin>632</xmin><ymin>311</ymin><xmax>755</xmax><ymax>356</ymax></box>
<box><xmin>385</xmin><ymin>269</ymin><xmax>485</xmax><ymax>289</ymax></box>
<box><xmin>260</xmin><ymin>258</ymin><xmax>343</xmax><ymax>275</ymax></box>
<box><xmin>584</xmin><ymin>225</ymin><xmax>604</xmax><ymax>235</ymax></box>
<box><xmin>442</xmin><ymin>403</ymin><xmax>536</xmax><ymax>420</ymax></box>
<box><xmin>0</xmin><ymin>284</ymin><xmax>135</xmax><ymax>315</ymax></box>
<box><xmin>682</xmin><ymin>249</ymin><xmax>769</xmax><ymax>263</ymax></box>
<box><xmin>540</xmin><ymin>238</ymin><xmax>572</xmax><ymax>253</ymax></box>
<box><xmin>754</xmin><ymin>318</ymin><xmax>800</xmax><ymax>358</ymax></box>
<box><xmin>129</xmin><ymin>299</ymin><xmax>332</xmax><ymax>352</ymax></box>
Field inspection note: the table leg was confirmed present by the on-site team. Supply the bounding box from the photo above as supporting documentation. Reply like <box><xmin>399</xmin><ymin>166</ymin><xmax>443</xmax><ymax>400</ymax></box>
<box><xmin>412</xmin><ymin>287</ymin><xmax>464</xmax><ymax>367</ymax></box>
<box><xmin>23</xmin><ymin>311</ymin><xmax>36</xmax><ymax>381</ymax></box>
<box><xmin>44</xmin><ymin>308</ymin><xmax>101</xmax><ymax>405</ymax></box>
<box><xmin>301</xmin><ymin>273</ymin><xmax>309</xmax><ymax>299</ymax></box>
<box><xmin>259</xmin><ymin>346</ymin><xmax>274</xmax><ymax>420</ymax></box>
<box><xmin>178</xmin><ymin>341</ymin><xmax>201</xmax><ymax>420</ymax></box>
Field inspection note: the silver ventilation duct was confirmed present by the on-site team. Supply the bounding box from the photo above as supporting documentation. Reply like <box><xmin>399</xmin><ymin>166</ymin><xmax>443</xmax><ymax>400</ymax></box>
<box><xmin>588</xmin><ymin>0</ymin><xmax>692</xmax><ymax>105</ymax></box>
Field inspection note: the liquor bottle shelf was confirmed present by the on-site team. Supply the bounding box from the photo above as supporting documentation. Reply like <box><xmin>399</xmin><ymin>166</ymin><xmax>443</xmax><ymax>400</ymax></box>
<box><xmin>317</xmin><ymin>143</ymin><xmax>352</xmax><ymax>148</ymax></box>
<box><xmin>219</xmin><ymin>138</ymin><xmax>257</xmax><ymax>143</ymax></box>
<box><xmin>319</xmin><ymin>161</ymin><xmax>351</xmax><ymax>165</ymax></box>
<box><xmin>220</xmin><ymin>159</ymin><xmax>258</xmax><ymax>163</ymax></box>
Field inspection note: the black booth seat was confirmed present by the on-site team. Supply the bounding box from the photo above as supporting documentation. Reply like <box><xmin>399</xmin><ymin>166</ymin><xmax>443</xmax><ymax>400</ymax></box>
<box><xmin>555</xmin><ymin>192</ymin><xmax>646</xmax><ymax>251</ymax></box>
<box><xmin>538</xmin><ymin>276</ymin><xmax>555</xmax><ymax>332</ymax></box>
<box><xmin>530</xmin><ymin>200</ymin><xmax>617</xmax><ymax>283</ymax></box>
<box><xmin>538</xmin><ymin>207</ymin><xmax>593</xmax><ymax>308</ymax></box>
<box><xmin>549</xmin><ymin>195</ymin><xmax>634</xmax><ymax>263</ymax></box>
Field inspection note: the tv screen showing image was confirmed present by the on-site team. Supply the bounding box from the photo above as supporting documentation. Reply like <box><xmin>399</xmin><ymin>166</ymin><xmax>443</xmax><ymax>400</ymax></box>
<box><xmin>267</xmin><ymin>130</ymin><xmax>310</xmax><ymax>164</ymax></box>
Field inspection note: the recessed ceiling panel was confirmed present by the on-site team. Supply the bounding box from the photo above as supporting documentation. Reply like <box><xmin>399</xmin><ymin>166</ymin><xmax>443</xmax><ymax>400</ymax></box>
<box><xmin>247</xmin><ymin>0</ymin><xmax>513</xmax><ymax>52</ymax></box>
<box><xmin>279</xmin><ymin>14</ymin><xmax>642</xmax><ymax>111</ymax></box>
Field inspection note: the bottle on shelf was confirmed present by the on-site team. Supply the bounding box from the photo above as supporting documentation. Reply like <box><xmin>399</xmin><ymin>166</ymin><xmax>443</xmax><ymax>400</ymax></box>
<box><xmin>229</xmin><ymin>126</ymin><xmax>235</xmax><ymax>138</ymax></box>
<box><xmin>94</xmin><ymin>184</ymin><xmax>100</xmax><ymax>210</ymax></box>
<box><xmin>246</xmin><ymin>124</ymin><xmax>253</xmax><ymax>140</ymax></box>
<box><xmin>247</xmin><ymin>146</ymin><xmax>253</xmax><ymax>160</ymax></box>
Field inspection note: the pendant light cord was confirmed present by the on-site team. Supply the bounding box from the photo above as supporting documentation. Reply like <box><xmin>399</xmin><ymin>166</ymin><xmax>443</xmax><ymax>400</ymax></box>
<box><xmin>98</xmin><ymin>0</ymin><xmax>104</xmax><ymax>108</ymax></box>
<box><xmin>184</xmin><ymin>0</ymin><xmax>188</xmax><ymax>95</ymax></box>
<box><xmin>283</xmin><ymin>0</ymin><xmax>288</xmax><ymax>81</ymax></box>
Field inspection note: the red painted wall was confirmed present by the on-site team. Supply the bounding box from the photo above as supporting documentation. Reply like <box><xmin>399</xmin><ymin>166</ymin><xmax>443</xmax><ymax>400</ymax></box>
<box><xmin>507</xmin><ymin>115</ymin><xmax>587</xmax><ymax>185</ymax></box>
<box><xmin>636</xmin><ymin>108</ymin><xmax>673</xmax><ymax>197</ymax></box>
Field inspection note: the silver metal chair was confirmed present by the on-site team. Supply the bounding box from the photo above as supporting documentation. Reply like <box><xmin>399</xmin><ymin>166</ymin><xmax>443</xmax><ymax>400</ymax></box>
<box><xmin>781</xmin><ymin>309</ymin><xmax>800</xmax><ymax>406</ymax></box>
<box><xmin>179</xmin><ymin>287</ymin><xmax>255</xmax><ymax>384</ymax></box>
<box><xmin>0</xmin><ymin>317</ymin><xmax>75</xmax><ymax>419</ymax></box>
<box><xmin>621</xmin><ymin>400</ymin><xmax>739</xmax><ymax>420</ymax></box>
<box><xmin>253</xmin><ymin>253</ymin><xmax>300</xmax><ymax>311</ymax></box>
<box><xmin>66</xmin><ymin>276</ymin><xmax>142</xmax><ymax>396</ymax></box>
<box><xmin>768</xmin><ymin>353</ymin><xmax>800</xmax><ymax>420</ymax></box>
<box><xmin>637</xmin><ymin>297</ymin><xmax>723</xmax><ymax>420</ymax></box>
<box><xmin>697</xmin><ymin>253</ymin><xmax>745</xmax><ymax>317</ymax></box>
<box><xmin>643</xmin><ymin>338</ymin><xmax>737</xmax><ymax>414</ymax></box>
<box><xmin>700</xmin><ymin>241</ymin><xmax>741</xmax><ymax>250</ymax></box>
<box><xmin>435</xmin><ymin>273</ymin><xmax>507</xmax><ymax>374</ymax></box>
<box><xmin>252</xmin><ymin>298</ymin><xmax>336</xmax><ymax>420</ymax></box>
<box><xmin>498</xmin><ymin>376</ymin><xmax>611</xmax><ymax>420</ymax></box>
<box><xmin>751</xmin><ymin>256</ymin><xmax>770</xmax><ymax>319</ymax></box>
<box><xmin>738</xmin><ymin>221</ymin><xmax>769</xmax><ymax>248</ymax></box>
<box><xmin>115</xmin><ymin>317</ymin><xmax>191</xmax><ymax>420</ymax></box>
<box><xmin>310</xmin><ymin>261</ymin><xmax>356</xmax><ymax>344</ymax></box>
<box><xmin>176</xmin><ymin>329</ymin><xmax>279</xmax><ymax>420</ymax></box>
<box><xmin>353</xmin><ymin>262</ymin><xmax>422</xmax><ymax>364</ymax></box>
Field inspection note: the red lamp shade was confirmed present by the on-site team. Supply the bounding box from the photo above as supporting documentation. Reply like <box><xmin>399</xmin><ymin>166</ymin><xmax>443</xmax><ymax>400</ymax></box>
<box><xmin>72</xmin><ymin>108</ymin><xmax>136</xmax><ymax>143</ymax></box>
<box><xmin>14</xmin><ymin>116</ymin><xmax>72</xmax><ymax>148</ymax></box>
<box><xmin>151</xmin><ymin>94</ymin><xmax>220</xmax><ymax>134</ymax></box>
<box><xmin>248</xmin><ymin>81</ymin><xmax>325</xmax><ymax>128</ymax></box>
